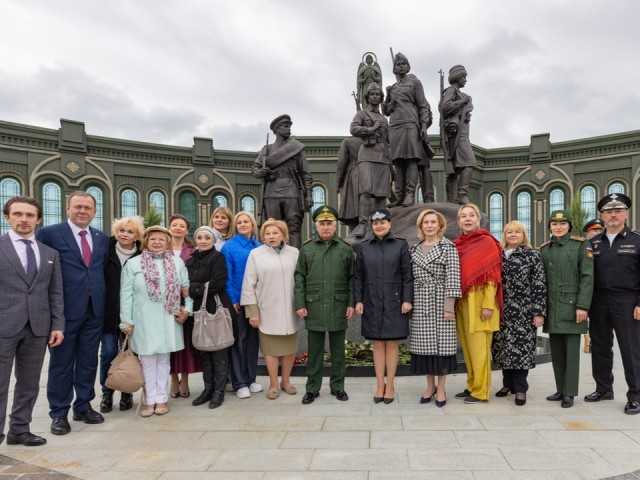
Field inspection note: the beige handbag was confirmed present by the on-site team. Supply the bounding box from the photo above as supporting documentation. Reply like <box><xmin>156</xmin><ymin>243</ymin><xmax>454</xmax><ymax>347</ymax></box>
<box><xmin>192</xmin><ymin>281</ymin><xmax>234</xmax><ymax>351</ymax></box>
<box><xmin>105</xmin><ymin>334</ymin><xmax>144</xmax><ymax>393</ymax></box>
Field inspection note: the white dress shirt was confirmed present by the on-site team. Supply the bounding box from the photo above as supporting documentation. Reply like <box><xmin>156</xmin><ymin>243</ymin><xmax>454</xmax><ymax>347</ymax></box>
<box><xmin>67</xmin><ymin>219</ymin><xmax>93</xmax><ymax>251</ymax></box>
<box><xmin>8</xmin><ymin>229</ymin><xmax>41</xmax><ymax>271</ymax></box>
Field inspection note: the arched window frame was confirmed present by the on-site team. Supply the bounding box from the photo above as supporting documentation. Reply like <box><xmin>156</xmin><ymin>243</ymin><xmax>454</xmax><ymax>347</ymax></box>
<box><xmin>580</xmin><ymin>185</ymin><xmax>597</xmax><ymax>221</ymax></box>
<box><xmin>120</xmin><ymin>188</ymin><xmax>138</xmax><ymax>218</ymax></box>
<box><xmin>86</xmin><ymin>186</ymin><xmax>104</xmax><ymax>232</ymax></box>
<box><xmin>149</xmin><ymin>190</ymin><xmax>166</xmax><ymax>226</ymax></box>
<box><xmin>179</xmin><ymin>190</ymin><xmax>197</xmax><ymax>235</ymax></box>
<box><xmin>212</xmin><ymin>193</ymin><xmax>228</xmax><ymax>210</ymax></box>
<box><xmin>608</xmin><ymin>182</ymin><xmax>625</xmax><ymax>195</ymax></box>
<box><xmin>516</xmin><ymin>190</ymin><xmax>532</xmax><ymax>240</ymax></box>
<box><xmin>0</xmin><ymin>177</ymin><xmax>22</xmax><ymax>234</ymax></box>
<box><xmin>42</xmin><ymin>181</ymin><xmax>62</xmax><ymax>227</ymax></box>
<box><xmin>488</xmin><ymin>192</ymin><xmax>504</xmax><ymax>241</ymax></box>
<box><xmin>240</xmin><ymin>195</ymin><xmax>256</xmax><ymax>217</ymax></box>
<box><xmin>549</xmin><ymin>188</ymin><xmax>565</xmax><ymax>213</ymax></box>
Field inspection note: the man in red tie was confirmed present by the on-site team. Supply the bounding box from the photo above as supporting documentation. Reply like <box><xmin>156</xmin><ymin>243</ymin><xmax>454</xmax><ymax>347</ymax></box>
<box><xmin>36</xmin><ymin>191</ymin><xmax>109</xmax><ymax>435</ymax></box>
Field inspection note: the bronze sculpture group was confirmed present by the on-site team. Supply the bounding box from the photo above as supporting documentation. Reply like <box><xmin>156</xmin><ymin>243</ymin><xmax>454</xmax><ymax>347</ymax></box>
<box><xmin>253</xmin><ymin>52</ymin><xmax>477</xmax><ymax>238</ymax></box>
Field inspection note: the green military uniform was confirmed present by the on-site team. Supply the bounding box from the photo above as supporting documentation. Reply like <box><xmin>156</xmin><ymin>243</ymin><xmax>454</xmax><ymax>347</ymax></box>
<box><xmin>294</xmin><ymin>206</ymin><xmax>354</xmax><ymax>395</ymax></box>
<box><xmin>541</xmin><ymin>210</ymin><xmax>594</xmax><ymax>398</ymax></box>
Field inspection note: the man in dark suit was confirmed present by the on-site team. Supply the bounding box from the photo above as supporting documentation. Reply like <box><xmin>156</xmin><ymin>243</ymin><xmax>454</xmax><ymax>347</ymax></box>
<box><xmin>0</xmin><ymin>196</ymin><xmax>64</xmax><ymax>446</ymax></box>
<box><xmin>36</xmin><ymin>191</ymin><xmax>109</xmax><ymax>435</ymax></box>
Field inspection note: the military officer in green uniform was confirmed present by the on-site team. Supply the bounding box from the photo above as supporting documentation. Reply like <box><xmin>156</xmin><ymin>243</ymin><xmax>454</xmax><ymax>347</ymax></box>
<box><xmin>294</xmin><ymin>206</ymin><xmax>355</xmax><ymax>404</ymax></box>
<box><xmin>541</xmin><ymin>210</ymin><xmax>594</xmax><ymax>408</ymax></box>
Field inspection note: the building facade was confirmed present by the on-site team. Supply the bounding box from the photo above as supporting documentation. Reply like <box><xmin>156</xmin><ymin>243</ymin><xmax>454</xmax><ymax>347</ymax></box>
<box><xmin>1</xmin><ymin>118</ymin><xmax>639</xmax><ymax>246</ymax></box>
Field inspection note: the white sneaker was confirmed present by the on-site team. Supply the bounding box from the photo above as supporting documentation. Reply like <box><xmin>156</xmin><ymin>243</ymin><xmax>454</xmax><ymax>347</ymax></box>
<box><xmin>249</xmin><ymin>382</ymin><xmax>264</xmax><ymax>393</ymax></box>
<box><xmin>236</xmin><ymin>387</ymin><xmax>251</xmax><ymax>399</ymax></box>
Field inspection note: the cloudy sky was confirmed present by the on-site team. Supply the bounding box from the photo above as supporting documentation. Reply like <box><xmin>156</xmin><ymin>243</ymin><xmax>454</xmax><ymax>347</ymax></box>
<box><xmin>1</xmin><ymin>0</ymin><xmax>638</xmax><ymax>152</ymax></box>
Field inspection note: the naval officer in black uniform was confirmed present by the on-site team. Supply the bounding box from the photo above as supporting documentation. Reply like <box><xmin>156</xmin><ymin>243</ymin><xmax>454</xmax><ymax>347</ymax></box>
<box><xmin>585</xmin><ymin>193</ymin><xmax>640</xmax><ymax>415</ymax></box>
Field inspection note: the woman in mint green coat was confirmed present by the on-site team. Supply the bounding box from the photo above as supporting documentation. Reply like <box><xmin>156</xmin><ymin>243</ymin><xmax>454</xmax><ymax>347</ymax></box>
<box><xmin>120</xmin><ymin>226</ymin><xmax>193</xmax><ymax>417</ymax></box>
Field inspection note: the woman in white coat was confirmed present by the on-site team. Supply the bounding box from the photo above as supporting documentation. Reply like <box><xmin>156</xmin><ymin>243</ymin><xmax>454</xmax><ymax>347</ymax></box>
<box><xmin>120</xmin><ymin>226</ymin><xmax>193</xmax><ymax>417</ymax></box>
<box><xmin>241</xmin><ymin>219</ymin><xmax>300</xmax><ymax>400</ymax></box>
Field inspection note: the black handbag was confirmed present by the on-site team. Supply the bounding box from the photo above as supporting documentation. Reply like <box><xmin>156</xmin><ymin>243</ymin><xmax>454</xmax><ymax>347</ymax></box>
<box><xmin>192</xmin><ymin>281</ymin><xmax>234</xmax><ymax>351</ymax></box>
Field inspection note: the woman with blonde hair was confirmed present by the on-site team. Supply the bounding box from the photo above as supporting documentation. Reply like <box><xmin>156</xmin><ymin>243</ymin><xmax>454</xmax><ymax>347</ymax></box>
<box><xmin>100</xmin><ymin>216</ymin><xmax>145</xmax><ymax>413</ymax></box>
<box><xmin>409</xmin><ymin>209</ymin><xmax>461</xmax><ymax>407</ymax></box>
<box><xmin>492</xmin><ymin>221</ymin><xmax>546</xmax><ymax>406</ymax></box>
<box><xmin>241</xmin><ymin>219</ymin><xmax>300</xmax><ymax>400</ymax></box>
<box><xmin>120</xmin><ymin>226</ymin><xmax>192</xmax><ymax>417</ymax></box>
<box><xmin>208</xmin><ymin>206</ymin><xmax>234</xmax><ymax>251</ymax></box>
<box><xmin>453</xmin><ymin>203</ymin><xmax>502</xmax><ymax>404</ymax></box>
<box><xmin>220</xmin><ymin>211</ymin><xmax>263</xmax><ymax>399</ymax></box>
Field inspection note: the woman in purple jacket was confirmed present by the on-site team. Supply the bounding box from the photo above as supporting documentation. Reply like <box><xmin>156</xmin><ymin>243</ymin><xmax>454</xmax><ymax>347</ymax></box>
<box><xmin>220</xmin><ymin>211</ymin><xmax>263</xmax><ymax>399</ymax></box>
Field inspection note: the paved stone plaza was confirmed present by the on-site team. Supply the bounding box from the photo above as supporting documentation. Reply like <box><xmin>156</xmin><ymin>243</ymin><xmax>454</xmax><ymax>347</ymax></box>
<box><xmin>2</xmin><ymin>344</ymin><xmax>640</xmax><ymax>479</ymax></box>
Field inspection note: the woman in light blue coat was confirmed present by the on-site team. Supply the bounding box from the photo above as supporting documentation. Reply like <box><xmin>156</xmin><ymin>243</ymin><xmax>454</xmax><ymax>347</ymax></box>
<box><xmin>120</xmin><ymin>226</ymin><xmax>193</xmax><ymax>417</ymax></box>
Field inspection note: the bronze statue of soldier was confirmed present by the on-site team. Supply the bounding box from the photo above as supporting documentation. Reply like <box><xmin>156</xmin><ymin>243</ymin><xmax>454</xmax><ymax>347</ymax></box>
<box><xmin>383</xmin><ymin>52</ymin><xmax>433</xmax><ymax>207</ymax></box>
<box><xmin>356</xmin><ymin>53</ymin><xmax>382</xmax><ymax>109</ymax></box>
<box><xmin>348</xmin><ymin>82</ymin><xmax>392</xmax><ymax>237</ymax></box>
<box><xmin>440</xmin><ymin>65</ymin><xmax>476</xmax><ymax>204</ymax></box>
<box><xmin>251</xmin><ymin>114</ymin><xmax>313</xmax><ymax>249</ymax></box>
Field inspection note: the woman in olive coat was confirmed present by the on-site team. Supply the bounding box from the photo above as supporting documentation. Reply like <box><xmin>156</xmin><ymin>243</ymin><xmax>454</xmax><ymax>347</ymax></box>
<box><xmin>540</xmin><ymin>210</ymin><xmax>594</xmax><ymax>408</ymax></box>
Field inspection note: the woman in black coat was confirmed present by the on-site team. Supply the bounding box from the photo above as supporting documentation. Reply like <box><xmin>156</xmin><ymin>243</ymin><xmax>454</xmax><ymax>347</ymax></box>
<box><xmin>186</xmin><ymin>226</ymin><xmax>234</xmax><ymax>409</ymax></box>
<box><xmin>355</xmin><ymin>209</ymin><xmax>413</xmax><ymax>404</ymax></box>
<box><xmin>101</xmin><ymin>216</ymin><xmax>144</xmax><ymax>413</ymax></box>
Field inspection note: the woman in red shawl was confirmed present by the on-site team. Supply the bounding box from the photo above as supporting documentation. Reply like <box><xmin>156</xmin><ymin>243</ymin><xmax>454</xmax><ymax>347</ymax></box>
<box><xmin>453</xmin><ymin>204</ymin><xmax>502</xmax><ymax>403</ymax></box>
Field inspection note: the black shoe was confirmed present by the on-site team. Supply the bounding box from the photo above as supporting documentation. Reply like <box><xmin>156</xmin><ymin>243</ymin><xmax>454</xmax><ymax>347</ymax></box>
<box><xmin>6</xmin><ymin>432</ymin><xmax>47</xmax><ymax>446</ymax></box>
<box><xmin>119</xmin><ymin>393</ymin><xmax>133</xmax><ymax>411</ymax></box>
<box><xmin>383</xmin><ymin>396</ymin><xmax>394</xmax><ymax>404</ymax></box>
<box><xmin>455</xmin><ymin>389</ymin><xmax>471</xmax><ymax>399</ymax></box>
<box><xmin>209</xmin><ymin>391</ymin><xmax>224</xmax><ymax>409</ymax></box>
<box><xmin>420</xmin><ymin>394</ymin><xmax>434</xmax><ymax>404</ymax></box>
<box><xmin>561</xmin><ymin>396</ymin><xmax>574</xmax><ymax>408</ymax></box>
<box><xmin>584</xmin><ymin>391</ymin><xmax>614</xmax><ymax>402</ymax></box>
<box><xmin>546</xmin><ymin>392</ymin><xmax>562</xmax><ymax>401</ymax></box>
<box><xmin>99</xmin><ymin>392</ymin><xmax>113</xmax><ymax>413</ymax></box>
<box><xmin>192</xmin><ymin>388</ymin><xmax>213</xmax><ymax>406</ymax></box>
<box><xmin>72</xmin><ymin>406</ymin><xmax>104</xmax><ymax>424</ymax></box>
<box><xmin>373</xmin><ymin>396</ymin><xmax>384</xmax><ymax>404</ymax></box>
<box><xmin>302</xmin><ymin>392</ymin><xmax>319</xmax><ymax>405</ymax></box>
<box><xmin>464</xmin><ymin>395</ymin><xmax>483</xmax><ymax>404</ymax></box>
<box><xmin>495</xmin><ymin>387</ymin><xmax>512</xmax><ymax>398</ymax></box>
<box><xmin>515</xmin><ymin>393</ymin><xmax>526</xmax><ymax>406</ymax></box>
<box><xmin>51</xmin><ymin>416</ymin><xmax>71</xmax><ymax>435</ymax></box>
<box><xmin>331</xmin><ymin>390</ymin><xmax>349</xmax><ymax>401</ymax></box>
<box><xmin>625</xmin><ymin>401</ymin><xmax>640</xmax><ymax>415</ymax></box>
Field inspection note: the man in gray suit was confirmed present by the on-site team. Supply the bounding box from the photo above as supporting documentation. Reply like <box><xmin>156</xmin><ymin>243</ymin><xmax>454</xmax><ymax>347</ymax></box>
<box><xmin>0</xmin><ymin>196</ymin><xmax>64</xmax><ymax>446</ymax></box>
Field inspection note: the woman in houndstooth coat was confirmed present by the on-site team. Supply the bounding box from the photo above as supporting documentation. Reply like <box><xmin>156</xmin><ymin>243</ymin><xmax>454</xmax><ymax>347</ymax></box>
<box><xmin>409</xmin><ymin>209</ymin><xmax>461</xmax><ymax>406</ymax></box>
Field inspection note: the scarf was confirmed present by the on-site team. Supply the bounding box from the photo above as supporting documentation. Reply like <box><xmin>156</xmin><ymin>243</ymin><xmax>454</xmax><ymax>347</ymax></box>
<box><xmin>141</xmin><ymin>249</ymin><xmax>181</xmax><ymax>315</ymax></box>
<box><xmin>454</xmin><ymin>228</ymin><xmax>503</xmax><ymax>313</ymax></box>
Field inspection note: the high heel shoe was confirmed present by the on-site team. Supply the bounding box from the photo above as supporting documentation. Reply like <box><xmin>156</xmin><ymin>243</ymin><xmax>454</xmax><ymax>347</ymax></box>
<box><xmin>515</xmin><ymin>392</ymin><xmax>526</xmax><ymax>406</ymax></box>
<box><xmin>374</xmin><ymin>384</ymin><xmax>385</xmax><ymax>404</ymax></box>
<box><xmin>170</xmin><ymin>380</ymin><xmax>180</xmax><ymax>399</ymax></box>
<box><xmin>495</xmin><ymin>387</ymin><xmax>512</xmax><ymax>397</ymax></box>
<box><xmin>435</xmin><ymin>393</ymin><xmax>447</xmax><ymax>408</ymax></box>
<box><xmin>420</xmin><ymin>389</ymin><xmax>436</xmax><ymax>404</ymax></box>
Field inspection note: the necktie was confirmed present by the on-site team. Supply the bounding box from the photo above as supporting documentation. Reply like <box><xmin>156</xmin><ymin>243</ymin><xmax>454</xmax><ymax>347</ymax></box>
<box><xmin>20</xmin><ymin>239</ymin><xmax>38</xmax><ymax>284</ymax></box>
<box><xmin>79</xmin><ymin>230</ymin><xmax>92</xmax><ymax>267</ymax></box>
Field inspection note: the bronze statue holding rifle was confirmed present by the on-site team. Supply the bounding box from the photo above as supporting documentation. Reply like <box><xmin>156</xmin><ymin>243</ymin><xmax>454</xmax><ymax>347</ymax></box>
<box><xmin>439</xmin><ymin>65</ymin><xmax>476</xmax><ymax>204</ymax></box>
<box><xmin>383</xmin><ymin>50</ymin><xmax>433</xmax><ymax>207</ymax></box>
<box><xmin>251</xmin><ymin>114</ymin><xmax>313</xmax><ymax>249</ymax></box>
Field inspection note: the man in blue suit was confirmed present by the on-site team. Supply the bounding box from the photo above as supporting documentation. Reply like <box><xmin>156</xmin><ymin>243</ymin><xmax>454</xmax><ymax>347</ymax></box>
<box><xmin>36</xmin><ymin>191</ymin><xmax>109</xmax><ymax>435</ymax></box>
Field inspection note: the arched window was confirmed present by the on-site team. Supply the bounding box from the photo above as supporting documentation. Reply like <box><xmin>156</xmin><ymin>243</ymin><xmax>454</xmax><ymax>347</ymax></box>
<box><xmin>240</xmin><ymin>195</ymin><xmax>255</xmax><ymax>216</ymax></box>
<box><xmin>87</xmin><ymin>186</ymin><xmax>104</xmax><ymax>232</ymax></box>
<box><xmin>517</xmin><ymin>191</ymin><xmax>532</xmax><ymax>240</ymax></box>
<box><xmin>149</xmin><ymin>191</ymin><xmax>166</xmax><ymax>226</ymax></box>
<box><xmin>581</xmin><ymin>186</ymin><xmax>597</xmax><ymax>220</ymax></box>
<box><xmin>42</xmin><ymin>182</ymin><xmax>62</xmax><ymax>227</ymax></box>
<box><xmin>489</xmin><ymin>193</ymin><xmax>503</xmax><ymax>241</ymax></box>
<box><xmin>0</xmin><ymin>177</ymin><xmax>21</xmax><ymax>234</ymax></box>
<box><xmin>213</xmin><ymin>194</ymin><xmax>228</xmax><ymax>210</ymax></box>
<box><xmin>120</xmin><ymin>189</ymin><xmax>138</xmax><ymax>217</ymax></box>
<box><xmin>549</xmin><ymin>188</ymin><xmax>565</xmax><ymax>213</ymax></box>
<box><xmin>180</xmin><ymin>191</ymin><xmax>197</xmax><ymax>234</ymax></box>
<box><xmin>608</xmin><ymin>182</ymin><xmax>625</xmax><ymax>195</ymax></box>
<box><xmin>312</xmin><ymin>185</ymin><xmax>325</xmax><ymax>212</ymax></box>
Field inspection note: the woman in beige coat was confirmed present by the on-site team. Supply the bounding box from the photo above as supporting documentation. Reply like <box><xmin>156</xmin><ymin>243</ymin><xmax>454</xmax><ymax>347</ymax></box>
<box><xmin>241</xmin><ymin>219</ymin><xmax>300</xmax><ymax>400</ymax></box>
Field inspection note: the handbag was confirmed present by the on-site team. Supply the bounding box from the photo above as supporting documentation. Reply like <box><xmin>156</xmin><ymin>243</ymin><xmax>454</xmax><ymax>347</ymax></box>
<box><xmin>105</xmin><ymin>334</ymin><xmax>144</xmax><ymax>393</ymax></box>
<box><xmin>192</xmin><ymin>281</ymin><xmax>234</xmax><ymax>351</ymax></box>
